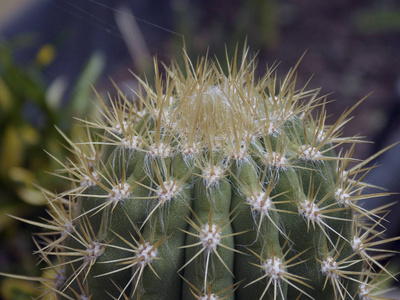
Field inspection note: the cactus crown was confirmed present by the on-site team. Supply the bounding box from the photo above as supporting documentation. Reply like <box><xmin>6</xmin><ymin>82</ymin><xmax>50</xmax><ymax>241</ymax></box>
<box><xmin>2</xmin><ymin>47</ymin><xmax>398</xmax><ymax>300</ymax></box>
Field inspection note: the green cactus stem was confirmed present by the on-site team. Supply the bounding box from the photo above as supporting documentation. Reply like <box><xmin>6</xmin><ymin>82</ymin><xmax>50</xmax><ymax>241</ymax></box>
<box><xmin>1</xmin><ymin>47</ymin><xmax>399</xmax><ymax>300</ymax></box>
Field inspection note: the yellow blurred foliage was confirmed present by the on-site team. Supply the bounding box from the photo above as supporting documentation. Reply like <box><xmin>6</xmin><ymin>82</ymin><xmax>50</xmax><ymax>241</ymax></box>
<box><xmin>35</xmin><ymin>44</ymin><xmax>56</xmax><ymax>67</ymax></box>
<box><xmin>8</xmin><ymin>167</ymin><xmax>47</xmax><ymax>205</ymax></box>
<box><xmin>8</xmin><ymin>167</ymin><xmax>35</xmax><ymax>185</ymax></box>
<box><xmin>16</xmin><ymin>186</ymin><xmax>47</xmax><ymax>206</ymax></box>
<box><xmin>0</xmin><ymin>127</ymin><xmax>23</xmax><ymax>177</ymax></box>
<box><xmin>19</xmin><ymin>124</ymin><xmax>40</xmax><ymax>145</ymax></box>
<box><xmin>0</xmin><ymin>278</ymin><xmax>38</xmax><ymax>300</ymax></box>
<box><xmin>0</xmin><ymin>78</ymin><xmax>12</xmax><ymax>112</ymax></box>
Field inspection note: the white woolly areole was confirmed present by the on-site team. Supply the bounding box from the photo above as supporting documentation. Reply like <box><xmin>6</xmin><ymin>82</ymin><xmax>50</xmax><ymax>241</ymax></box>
<box><xmin>335</xmin><ymin>188</ymin><xmax>351</xmax><ymax>207</ymax></box>
<box><xmin>80</xmin><ymin>296</ymin><xmax>89</xmax><ymax>300</ymax></box>
<box><xmin>201</xmin><ymin>294</ymin><xmax>219</xmax><ymax>300</ymax></box>
<box><xmin>83</xmin><ymin>154</ymin><xmax>96</xmax><ymax>168</ymax></box>
<box><xmin>149</xmin><ymin>142</ymin><xmax>172</xmax><ymax>158</ymax></box>
<box><xmin>134</xmin><ymin>108</ymin><xmax>146</xmax><ymax>118</ymax></box>
<box><xmin>165</xmin><ymin>95</ymin><xmax>175</xmax><ymax>106</ymax></box>
<box><xmin>112</xmin><ymin>121</ymin><xmax>128</xmax><ymax>135</ymax></box>
<box><xmin>265</xmin><ymin>152</ymin><xmax>288</xmax><ymax>169</ymax></box>
<box><xmin>201</xmin><ymin>85</ymin><xmax>232</xmax><ymax>107</ymax></box>
<box><xmin>84</xmin><ymin>241</ymin><xmax>104</xmax><ymax>262</ymax></box>
<box><xmin>263</xmin><ymin>257</ymin><xmax>285</xmax><ymax>281</ymax></box>
<box><xmin>358</xmin><ymin>283</ymin><xmax>371</xmax><ymax>299</ymax></box>
<box><xmin>267</xmin><ymin>121</ymin><xmax>278</xmax><ymax>135</ymax></box>
<box><xmin>152</xmin><ymin>108</ymin><xmax>162</xmax><ymax>119</ymax></box>
<box><xmin>272</xmin><ymin>109</ymin><xmax>293</xmax><ymax>122</ymax></box>
<box><xmin>247</xmin><ymin>192</ymin><xmax>272</xmax><ymax>215</ymax></box>
<box><xmin>338</xmin><ymin>169</ymin><xmax>350</xmax><ymax>182</ymax></box>
<box><xmin>80</xmin><ymin>171</ymin><xmax>100</xmax><ymax>187</ymax></box>
<box><xmin>203</xmin><ymin>166</ymin><xmax>224</xmax><ymax>185</ymax></box>
<box><xmin>298</xmin><ymin>199</ymin><xmax>321</xmax><ymax>222</ymax></box>
<box><xmin>266</xmin><ymin>96</ymin><xmax>275</xmax><ymax>105</ymax></box>
<box><xmin>256</xmin><ymin>118</ymin><xmax>277</xmax><ymax>136</ymax></box>
<box><xmin>163</xmin><ymin>116</ymin><xmax>177</xmax><ymax>130</ymax></box>
<box><xmin>321</xmin><ymin>257</ymin><xmax>339</xmax><ymax>279</ymax></box>
<box><xmin>61</xmin><ymin>221</ymin><xmax>75</xmax><ymax>238</ymax></box>
<box><xmin>154</xmin><ymin>107</ymin><xmax>176</xmax><ymax>130</ymax></box>
<box><xmin>200</xmin><ymin>224</ymin><xmax>221</xmax><ymax>252</ymax></box>
<box><xmin>136</xmin><ymin>242</ymin><xmax>157</xmax><ymax>267</ymax></box>
<box><xmin>54</xmin><ymin>268</ymin><xmax>66</xmax><ymax>288</ymax></box>
<box><xmin>316</xmin><ymin>130</ymin><xmax>326</xmax><ymax>142</ymax></box>
<box><xmin>230</xmin><ymin>145</ymin><xmax>249</xmax><ymax>161</ymax></box>
<box><xmin>182</xmin><ymin>142</ymin><xmax>200</xmax><ymax>156</ymax></box>
<box><xmin>298</xmin><ymin>145</ymin><xmax>322</xmax><ymax>160</ymax></box>
<box><xmin>121</xmin><ymin>136</ymin><xmax>141</xmax><ymax>149</ymax></box>
<box><xmin>351</xmin><ymin>237</ymin><xmax>366</xmax><ymax>255</ymax></box>
<box><xmin>157</xmin><ymin>181</ymin><xmax>180</xmax><ymax>203</ymax></box>
<box><xmin>108</xmin><ymin>183</ymin><xmax>130</xmax><ymax>203</ymax></box>
<box><xmin>261</xmin><ymin>109</ymin><xmax>293</xmax><ymax>134</ymax></box>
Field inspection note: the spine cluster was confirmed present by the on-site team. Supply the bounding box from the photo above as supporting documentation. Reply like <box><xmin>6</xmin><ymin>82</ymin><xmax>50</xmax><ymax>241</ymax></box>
<box><xmin>1</xmin><ymin>48</ymin><xmax>398</xmax><ymax>300</ymax></box>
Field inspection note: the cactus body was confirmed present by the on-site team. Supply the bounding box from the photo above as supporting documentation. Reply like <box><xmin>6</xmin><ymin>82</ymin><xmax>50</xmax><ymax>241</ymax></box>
<box><xmin>13</xmin><ymin>49</ymin><xmax>399</xmax><ymax>299</ymax></box>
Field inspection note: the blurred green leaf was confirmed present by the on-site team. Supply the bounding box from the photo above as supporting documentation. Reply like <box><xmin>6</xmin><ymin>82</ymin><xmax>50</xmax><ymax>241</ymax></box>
<box><xmin>45</xmin><ymin>76</ymin><xmax>68</xmax><ymax>111</ymax></box>
<box><xmin>353</xmin><ymin>10</ymin><xmax>400</xmax><ymax>34</ymax></box>
<box><xmin>68</xmin><ymin>51</ymin><xmax>106</xmax><ymax>116</ymax></box>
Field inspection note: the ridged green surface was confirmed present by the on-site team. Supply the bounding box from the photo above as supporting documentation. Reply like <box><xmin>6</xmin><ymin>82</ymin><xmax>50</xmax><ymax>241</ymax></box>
<box><xmin>11</xmin><ymin>50</ymin><xmax>398</xmax><ymax>299</ymax></box>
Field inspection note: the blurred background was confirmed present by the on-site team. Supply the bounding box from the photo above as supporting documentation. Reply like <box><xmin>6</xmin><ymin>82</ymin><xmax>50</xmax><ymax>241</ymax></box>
<box><xmin>0</xmin><ymin>0</ymin><xmax>399</xmax><ymax>298</ymax></box>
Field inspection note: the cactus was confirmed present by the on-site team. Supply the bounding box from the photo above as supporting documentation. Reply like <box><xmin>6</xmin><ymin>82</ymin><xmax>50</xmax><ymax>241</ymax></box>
<box><xmin>2</xmin><ymin>48</ymin><xmax>399</xmax><ymax>300</ymax></box>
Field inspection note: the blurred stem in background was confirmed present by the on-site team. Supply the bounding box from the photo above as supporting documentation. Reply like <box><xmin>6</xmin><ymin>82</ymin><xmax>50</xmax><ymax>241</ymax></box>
<box><xmin>170</xmin><ymin>0</ymin><xmax>278</xmax><ymax>64</ymax></box>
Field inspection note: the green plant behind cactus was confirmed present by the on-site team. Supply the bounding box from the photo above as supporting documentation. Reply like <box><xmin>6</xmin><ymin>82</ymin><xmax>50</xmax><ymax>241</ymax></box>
<box><xmin>2</xmin><ymin>48</ymin><xmax>399</xmax><ymax>299</ymax></box>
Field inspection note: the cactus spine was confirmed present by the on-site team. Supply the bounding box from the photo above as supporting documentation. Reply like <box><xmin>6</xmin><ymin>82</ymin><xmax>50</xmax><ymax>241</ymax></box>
<box><xmin>3</xmin><ymin>48</ymin><xmax>398</xmax><ymax>299</ymax></box>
